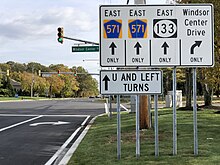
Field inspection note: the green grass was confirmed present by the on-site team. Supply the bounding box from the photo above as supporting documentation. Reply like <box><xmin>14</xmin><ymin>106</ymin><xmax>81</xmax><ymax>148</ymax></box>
<box><xmin>68</xmin><ymin>108</ymin><xmax>220</xmax><ymax>165</ymax></box>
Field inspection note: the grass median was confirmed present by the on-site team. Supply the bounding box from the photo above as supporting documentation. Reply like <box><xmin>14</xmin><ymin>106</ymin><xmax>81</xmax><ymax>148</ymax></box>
<box><xmin>68</xmin><ymin>108</ymin><xmax>220</xmax><ymax>165</ymax></box>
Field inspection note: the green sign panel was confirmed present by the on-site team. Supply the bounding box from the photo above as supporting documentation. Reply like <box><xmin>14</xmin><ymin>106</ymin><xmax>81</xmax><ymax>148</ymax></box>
<box><xmin>72</xmin><ymin>46</ymin><xmax>99</xmax><ymax>52</ymax></box>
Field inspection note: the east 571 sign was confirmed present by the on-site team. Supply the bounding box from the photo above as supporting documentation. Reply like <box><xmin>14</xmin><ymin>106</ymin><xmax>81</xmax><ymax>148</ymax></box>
<box><xmin>100</xmin><ymin>70</ymin><xmax>162</xmax><ymax>95</ymax></box>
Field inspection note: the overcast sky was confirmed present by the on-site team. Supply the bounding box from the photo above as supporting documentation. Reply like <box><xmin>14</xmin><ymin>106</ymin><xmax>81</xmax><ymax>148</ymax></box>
<box><xmin>0</xmin><ymin>0</ymin><xmax>166</xmax><ymax>75</ymax></box>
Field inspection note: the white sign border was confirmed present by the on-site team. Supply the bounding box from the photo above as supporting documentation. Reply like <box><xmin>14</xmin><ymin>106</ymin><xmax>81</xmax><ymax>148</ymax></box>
<box><xmin>100</xmin><ymin>70</ymin><xmax>163</xmax><ymax>95</ymax></box>
<box><xmin>99</xmin><ymin>4</ymin><xmax>214</xmax><ymax>68</ymax></box>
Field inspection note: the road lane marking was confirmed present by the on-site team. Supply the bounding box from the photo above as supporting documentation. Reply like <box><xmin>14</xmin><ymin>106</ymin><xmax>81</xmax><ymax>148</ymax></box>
<box><xmin>45</xmin><ymin>127</ymin><xmax>82</xmax><ymax>165</ymax></box>
<box><xmin>0</xmin><ymin>114</ymin><xmax>38</xmax><ymax>117</ymax></box>
<box><xmin>0</xmin><ymin>114</ymin><xmax>90</xmax><ymax>117</ymax></box>
<box><xmin>30</xmin><ymin>121</ymin><xmax>70</xmax><ymax>126</ymax></box>
<box><xmin>58</xmin><ymin>114</ymin><xmax>104</xmax><ymax>165</ymax></box>
<box><xmin>45</xmin><ymin>116</ymin><xmax>90</xmax><ymax>165</ymax></box>
<box><xmin>81</xmin><ymin>115</ymin><xmax>90</xmax><ymax>126</ymax></box>
<box><xmin>0</xmin><ymin>115</ymin><xmax>43</xmax><ymax>133</ymax></box>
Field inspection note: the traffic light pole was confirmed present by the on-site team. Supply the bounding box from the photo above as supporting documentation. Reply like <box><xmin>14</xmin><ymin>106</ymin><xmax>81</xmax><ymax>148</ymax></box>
<box><xmin>63</xmin><ymin>36</ymin><xmax>99</xmax><ymax>45</ymax></box>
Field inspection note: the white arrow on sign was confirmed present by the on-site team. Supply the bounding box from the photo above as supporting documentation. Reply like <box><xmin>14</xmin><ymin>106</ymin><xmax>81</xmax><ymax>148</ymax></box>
<box><xmin>29</xmin><ymin>121</ymin><xmax>70</xmax><ymax>127</ymax></box>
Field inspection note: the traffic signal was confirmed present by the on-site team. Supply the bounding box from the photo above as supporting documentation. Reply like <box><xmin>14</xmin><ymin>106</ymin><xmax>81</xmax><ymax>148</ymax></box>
<box><xmin>6</xmin><ymin>70</ymin><xmax>9</xmax><ymax>76</ymax></box>
<box><xmin>73</xmin><ymin>67</ymin><xmax>77</xmax><ymax>76</ymax></box>
<box><xmin>57</xmin><ymin>27</ymin><xmax>64</xmax><ymax>44</ymax></box>
<box><xmin>58</xmin><ymin>70</ymin><xmax>60</xmax><ymax>76</ymax></box>
<box><xmin>74</xmin><ymin>71</ymin><xmax>77</xmax><ymax>77</ymax></box>
<box><xmin>38</xmin><ymin>70</ymin><xmax>41</xmax><ymax>77</ymax></box>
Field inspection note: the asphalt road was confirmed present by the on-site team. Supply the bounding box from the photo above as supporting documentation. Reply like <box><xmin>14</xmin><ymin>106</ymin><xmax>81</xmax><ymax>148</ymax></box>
<box><xmin>0</xmin><ymin>98</ymin><xmax>105</xmax><ymax>165</ymax></box>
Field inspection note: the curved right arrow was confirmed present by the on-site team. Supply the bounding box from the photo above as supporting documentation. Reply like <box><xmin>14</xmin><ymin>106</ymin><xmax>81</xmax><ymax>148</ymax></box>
<box><xmin>190</xmin><ymin>41</ymin><xmax>202</xmax><ymax>54</ymax></box>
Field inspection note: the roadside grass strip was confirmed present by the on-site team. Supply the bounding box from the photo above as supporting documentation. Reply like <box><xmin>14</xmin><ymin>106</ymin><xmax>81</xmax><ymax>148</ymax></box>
<box><xmin>68</xmin><ymin>108</ymin><xmax>220</xmax><ymax>165</ymax></box>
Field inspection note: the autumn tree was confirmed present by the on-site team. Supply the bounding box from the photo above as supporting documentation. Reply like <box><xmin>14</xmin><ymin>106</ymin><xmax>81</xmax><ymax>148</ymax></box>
<box><xmin>46</xmin><ymin>75</ymin><xmax>65</xmax><ymax>97</ymax></box>
<box><xmin>6</xmin><ymin>61</ymin><xmax>26</xmax><ymax>72</ymax></box>
<box><xmin>33</xmin><ymin>76</ymin><xmax>50</xmax><ymax>96</ymax></box>
<box><xmin>60</xmin><ymin>75</ymin><xmax>79</xmax><ymax>97</ymax></box>
<box><xmin>0</xmin><ymin>61</ymin><xmax>99</xmax><ymax>98</ymax></box>
<box><xmin>75</xmin><ymin>66</ymin><xmax>98</xmax><ymax>97</ymax></box>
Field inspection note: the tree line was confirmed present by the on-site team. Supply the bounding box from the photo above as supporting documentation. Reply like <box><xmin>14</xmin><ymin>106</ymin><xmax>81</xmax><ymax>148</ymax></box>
<box><xmin>0</xmin><ymin>61</ymin><xmax>99</xmax><ymax>98</ymax></box>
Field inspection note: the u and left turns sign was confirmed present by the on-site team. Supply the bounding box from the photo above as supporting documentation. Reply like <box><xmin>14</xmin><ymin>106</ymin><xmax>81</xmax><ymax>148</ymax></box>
<box><xmin>100</xmin><ymin>4</ymin><xmax>214</xmax><ymax>67</ymax></box>
<box><xmin>100</xmin><ymin>70</ymin><xmax>162</xmax><ymax>95</ymax></box>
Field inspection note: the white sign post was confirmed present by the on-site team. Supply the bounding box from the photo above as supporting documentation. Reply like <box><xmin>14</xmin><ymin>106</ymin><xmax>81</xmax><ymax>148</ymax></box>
<box><xmin>100</xmin><ymin>4</ymin><xmax>214</xmax><ymax>67</ymax></box>
<box><xmin>100</xmin><ymin>70</ymin><xmax>162</xmax><ymax>95</ymax></box>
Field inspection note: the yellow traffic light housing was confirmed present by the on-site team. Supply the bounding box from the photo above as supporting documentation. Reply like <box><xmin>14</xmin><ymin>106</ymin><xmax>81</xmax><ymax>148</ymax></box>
<box><xmin>38</xmin><ymin>70</ymin><xmax>41</xmax><ymax>77</ymax></box>
<box><xmin>6</xmin><ymin>70</ymin><xmax>9</xmax><ymax>76</ymax></box>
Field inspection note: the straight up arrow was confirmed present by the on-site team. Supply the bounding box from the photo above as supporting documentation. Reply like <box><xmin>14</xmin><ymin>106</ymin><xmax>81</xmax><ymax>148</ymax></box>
<box><xmin>102</xmin><ymin>75</ymin><xmax>110</xmax><ymax>91</ymax></box>
<box><xmin>161</xmin><ymin>42</ymin><xmax>169</xmax><ymax>55</ymax></box>
<box><xmin>109</xmin><ymin>42</ymin><xmax>117</xmax><ymax>55</ymax></box>
<box><xmin>134</xmin><ymin>42</ymin><xmax>142</xmax><ymax>55</ymax></box>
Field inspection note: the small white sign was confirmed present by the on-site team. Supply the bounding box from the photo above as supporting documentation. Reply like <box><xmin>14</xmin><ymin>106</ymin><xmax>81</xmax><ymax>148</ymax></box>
<box><xmin>151</xmin><ymin>39</ymin><xmax>180</xmax><ymax>66</ymax></box>
<box><xmin>100</xmin><ymin>70</ymin><xmax>162</xmax><ymax>95</ymax></box>
<box><xmin>126</xmin><ymin>40</ymin><xmax>150</xmax><ymax>66</ymax></box>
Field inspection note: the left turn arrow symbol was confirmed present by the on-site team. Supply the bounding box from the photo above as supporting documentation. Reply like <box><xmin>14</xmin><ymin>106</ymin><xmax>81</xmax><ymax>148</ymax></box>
<box><xmin>103</xmin><ymin>75</ymin><xmax>110</xmax><ymax>91</ymax></box>
<box><xmin>109</xmin><ymin>42</ymin><xmax>117</xmax><ymax>55</ymax></box>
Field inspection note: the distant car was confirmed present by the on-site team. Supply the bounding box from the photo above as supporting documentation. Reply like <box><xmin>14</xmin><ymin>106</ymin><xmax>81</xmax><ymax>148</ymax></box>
<box><xmin>89</xmin><ymin>96</ymin><xmax>95</xmax><ymax>98</ymax></box>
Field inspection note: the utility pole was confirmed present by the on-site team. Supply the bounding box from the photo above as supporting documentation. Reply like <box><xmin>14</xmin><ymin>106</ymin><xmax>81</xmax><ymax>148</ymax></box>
<box><xmin>130</xmin><ymin>0</ymin><xmax>147</xmax><ymax>113</ymax></box>
<box><xmin>133</xmin><ymin>0</ymin><xmax>150</xmax><ymax>129</ymax></box>
<box><xmin>31</xmin><ymin>67</ymin><xmax>34</xmax><ymax>98</ymax></box>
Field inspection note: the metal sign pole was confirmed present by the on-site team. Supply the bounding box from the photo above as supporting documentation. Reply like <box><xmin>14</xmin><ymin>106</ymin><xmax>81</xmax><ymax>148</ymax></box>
<box><xmin>193</xmin><ymin>68</ymin><xmax>198</xmax><ymax>155</ymax></box>
<box><xmin>173</xmin><ymin>67</ymin><xmax>177</xmax><ymax>155</ymax></box>
<box><xmin>154</xmin><ymin>95</ymin><xmax>159</xmax><ymax>157</ymax></box>
<box><xmin>136</xmin><ymin>95</ymin><xmax>140</xmax><ymax>158</ymax></box>
<box><xmin>117</xmin><ymin>95</ymin><xmax>121</xmax><ymax>160</ymax></box>
<box><xmin>148</xmin><ymin>95</ymin><xmax>152</xmax><ymax>128</ymax></box>
<box><xmin>109</xmin><ymin>95</ymin><xmax>112</xmax><ymax>118</ymax></box>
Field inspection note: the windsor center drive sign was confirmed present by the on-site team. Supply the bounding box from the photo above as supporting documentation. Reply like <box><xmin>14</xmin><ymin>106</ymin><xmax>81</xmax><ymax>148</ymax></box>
<box><xmin>100</xmin><ymin>70</ymin><xmax>162</xmax><ymax>95</ymax></box>
<box><xmin>99</xmin><ymin>4</ymin><xmax>214</xmax><ymax>67</ymax></box>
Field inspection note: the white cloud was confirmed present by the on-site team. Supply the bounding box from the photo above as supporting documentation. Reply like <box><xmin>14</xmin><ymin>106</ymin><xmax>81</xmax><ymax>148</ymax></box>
<box><xmin>0</xmin><ymin>6</ymin><xmax>96</xmax><ymax>42</ymax></box>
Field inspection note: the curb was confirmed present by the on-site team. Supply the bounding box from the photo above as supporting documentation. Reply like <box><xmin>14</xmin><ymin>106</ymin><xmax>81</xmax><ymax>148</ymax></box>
<box><xmin>58</xmin><ymin>114</ymin><xmax>105</xmax><ymax>165</ymax></box>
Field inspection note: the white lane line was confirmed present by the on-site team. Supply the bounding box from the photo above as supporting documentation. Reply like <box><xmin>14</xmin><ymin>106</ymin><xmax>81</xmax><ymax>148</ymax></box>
<box><xmin>58</xmin><ymin>114</ymin><xmax>105</xmax><ymax>165</ymax></box>
<box><xmin>0</xmin><ymin>114</ymin><xmax>89</xmax><ymax>117</ymax></box>
<box><xmin>45</xmin><ymin>127</ymin><xmax>82</xmax><ymax>165</ymax></box>
<box><xmin>120</xmin><ymin>104</ymin><xmax>130</xmax><ymax>112</ymax></box>
<box><xmin>81</xmin><ymin>116</ymin><xmax>90</xmax><ymax>126</ymax></box>
<box><xmin>0</xmin><ymin>115</ymin><xmax>43</xmax><ymax>132</ymax></box>
<box><xmin>0</xmin><ymin>114</ymin><xmax>38</xmax><ymax>117</ymax></box>
<box><xmin>42</xmin><ymin>115</ymin><xmax>89</xmax><ymax>117</ymax></box>
<box><xmin>45</xmin><ymin>116</ymin><xmax>90</xmax><ymax>165</ymax></box>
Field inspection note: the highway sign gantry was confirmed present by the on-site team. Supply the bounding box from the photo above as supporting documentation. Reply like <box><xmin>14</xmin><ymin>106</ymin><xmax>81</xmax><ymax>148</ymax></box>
<box><xmin>100</xmin><ymin>70</ymin><xmax>162</xmax><ymax>95</ymax></box>
<box><xmin>99</xmin><ymin>4</ymin><xmax>214</xmax><ymax>67</ymax></box>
